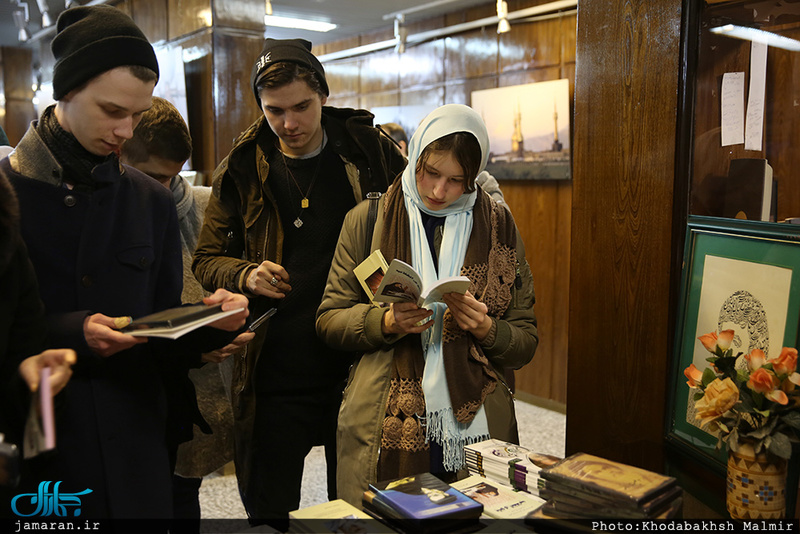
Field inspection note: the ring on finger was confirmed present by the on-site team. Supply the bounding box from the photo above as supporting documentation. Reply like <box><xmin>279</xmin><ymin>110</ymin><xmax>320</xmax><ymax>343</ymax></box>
<box><xmin>270</xmin><ymin>276</ymin><xmax>279</xmax><ymax>286</ymax></box>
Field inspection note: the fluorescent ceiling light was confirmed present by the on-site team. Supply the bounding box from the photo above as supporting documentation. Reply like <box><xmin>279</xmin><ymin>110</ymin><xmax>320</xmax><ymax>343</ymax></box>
<box><xmin>710</xmin><ymin>24</ymin><xmax>800</xmax><ymax>52</ymax></box>
<box><xmin>264</xmin><ymin>14</ymin><xmax>337</xmax><ymax>32</ymax></box>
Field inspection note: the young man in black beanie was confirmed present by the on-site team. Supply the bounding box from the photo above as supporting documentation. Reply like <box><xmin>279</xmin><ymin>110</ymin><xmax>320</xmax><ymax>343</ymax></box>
<box><xmin>0</xmin><ymin>5</ymin><xmax>249</xmax><ymax>520</ymax></box>
<box><xmin>193</xmin><ymin>38</ymin><xmax>406</xmax><ymax>527</ymax></box>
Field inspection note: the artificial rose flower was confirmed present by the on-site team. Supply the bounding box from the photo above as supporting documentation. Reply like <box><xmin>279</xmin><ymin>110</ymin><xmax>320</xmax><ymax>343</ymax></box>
<box><xmin>745</xmin><ymin>349</ymin><xmax>767</xmax><ymax>372</ymax></box>
<box><xmin>698</xmin><ymin>332</ymin><xmax>719</xmax><ymax>352</ymax></box>
<box><xmin>717</xmin><ymin>330</ymin><xmax>735</xmax><ymax>351</ymax></box>
<box><xmin>771</xmin><ymin>347</ymin><xmax>799</xmax><ymax>376</ymax></box>
<box><xmin>748</xmin><ymin>367</ymin><xmax>778</xmax><ymax>393</ymax></box>
<box><xmin>694</xmin><ymin>377</ymin><xmax>739</xmax><ymax>426</ymax></box>
<box><xmin>684</xmin><ymin>364</ymin><xmax>703</xmax><ymax>388</ymax></box>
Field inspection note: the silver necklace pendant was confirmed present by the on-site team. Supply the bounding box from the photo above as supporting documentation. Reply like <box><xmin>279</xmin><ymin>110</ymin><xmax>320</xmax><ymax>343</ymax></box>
<box><xmin>294</xmin><ymin>217</ymin><xmax>303</xmax><ymax>228</ymax></box>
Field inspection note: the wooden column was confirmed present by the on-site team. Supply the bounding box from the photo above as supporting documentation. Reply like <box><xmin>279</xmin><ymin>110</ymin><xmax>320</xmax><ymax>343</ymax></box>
<box><xmin>567</xmin><ymin>0</ymin><xmax>683</xmax><ymax>471</ymax></box>
<box><xmin>0</xmin><ymin>46</ymin><xmax>36</xmax><ymax>146</ymax></box>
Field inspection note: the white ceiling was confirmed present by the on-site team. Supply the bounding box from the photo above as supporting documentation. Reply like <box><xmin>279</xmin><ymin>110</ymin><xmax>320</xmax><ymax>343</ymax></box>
<box><xmin>0</xmin><ymin>0</ymin><xmax>494</xmax><ymax>51</ymax></box>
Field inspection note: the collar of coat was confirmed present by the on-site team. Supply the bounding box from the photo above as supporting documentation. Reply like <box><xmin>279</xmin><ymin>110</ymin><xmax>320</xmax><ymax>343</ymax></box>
<box><xmin>9</xmin><ymin>123</ymin><xmax>126</xmax><ymax>188</ymax></box>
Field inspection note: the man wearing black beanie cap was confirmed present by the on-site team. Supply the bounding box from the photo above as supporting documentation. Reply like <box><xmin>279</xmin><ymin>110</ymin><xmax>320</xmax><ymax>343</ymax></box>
<box><xmin>194</xmin><ymin>38</ymin><xmax>407</xmax><ymax>528</ymax></box>
<box><xmin>1</xmin><ymin>4</ymin><xmax>250</xmax><ymax>521</ymax></box>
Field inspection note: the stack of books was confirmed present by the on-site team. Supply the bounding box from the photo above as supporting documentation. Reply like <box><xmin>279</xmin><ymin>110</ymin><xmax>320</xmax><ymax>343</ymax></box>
<box><xmin>361</xmin><ymin>472</ymin><xmax>484</xmax><ymax>533</ymax></box>
<box><xmin>464</xmin><ymin>439</ymin><xmax>558</xmax><ymax>496</ymax></box>
<box><xmin>530</xmin><ymin>452</ymin><xmax>683</xmax><ymax>521</ymax></box>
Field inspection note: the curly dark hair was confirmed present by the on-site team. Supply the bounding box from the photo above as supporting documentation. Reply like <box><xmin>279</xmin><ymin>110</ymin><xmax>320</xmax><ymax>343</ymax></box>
<box><xmin>121</xmin><ymin>96</ymin><xmax>191</xmax><ymax>165</ymax></box>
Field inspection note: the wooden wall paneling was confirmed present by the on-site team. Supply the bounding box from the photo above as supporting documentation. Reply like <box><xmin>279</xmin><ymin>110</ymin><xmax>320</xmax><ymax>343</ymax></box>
<box><xmin>551</xmin><ymin>180</ymin><xmax>571</xmax><ymax>404</ymax></box>
<box><xmin>130</xmin><ymin>0</ymin><xmax>169</xmax><ymax>44</ymax></box>
<box><xmin>213</xmin><ymin>30</ymin><xmax>264</xmax><ymax>168</ymax></box>
<box><xmin>1</xmin><ymin>47</ymin><xmax>35</xmax><ymax>145</ymax></box>
<box><xmin>326</xmin><ymin>96</ymin><xmax>360</xmax><ymax>110</ymax></box>
<box><xmin>560</xmin><ymin>14</ymin><xmax>577</xmax><ymax>64</ymax></box>
<box><xmin>116</xmin><ymin>0</ymin><xmax>133</xmax><ymax>18</ymax></box>
<box><xmin>360</xmin><ymin>50</ymin><xmax>400</xmax><ymax>94</ymax></box>
<box><xmin>500</xmin><ymin>17</ymin><xmax>563</xmax><ymax>73</ymax></box>
<box><xmin>399</xmin><ymin>86</ymin><xmax>444</xmax><ymax>112</ymax></box>
<box><xmin>181</xmin><ymin>32</ymin><xmax>215</xmax><ymax>181</ymax></box>
<box><xmin>214</xmin><ymin>0</ymin><xmax>264</xmax><ymax>31</ymax></box>
<box><xmin>314</xmin><ymin>36</ymin><xmax>360</xmax><ymax>58</ymax></box>
<box><xmin>3</xmin><ymin>99</ymin><xmax>35</xmax><ymax>146</ymax></box>
<box><xmin>168</xmin><ymin>0</ymin><xmax>211</xmax><ymax>41</ymax></box>
<box><xmin>399</xmin><ymin>17</ymin><xmax>446</xmax><ymax>89</ymax></box>
<box><xmin>360</xmin><ymin>91</ymin><xmax>399</xmax><ymax>113</ymax></box>
<box><xmin>2</xmin><ymin>46</ymin><xmax>32</xmax><ymax>101</ymax></box>
<box><xmin>445</xmin><ymin>76</ymin><xmax>497</xmax><ymax>106</ymax></box>
<box><xmin>443</xmin><ymin>29</ymin><xmax>499</xmax><ymax>82</ymax></box>
<box><xmin>498</xmin><ymin>65</ymin><xmax>562</xmax><ymax>88</ymax></box>
<box><xmin>502</xmin><ymin>181</ymin><xmax>561</xmax><ymax>401</ymax></box>
<box><xmin>568</xmin><ymin>0</ymin><xmax>681</xmax><ymax>471</ymax></box>
<box><xmin>324</xmin><ymin>58</ymin><xmax>361</xmax><ymax>101</ymax></box>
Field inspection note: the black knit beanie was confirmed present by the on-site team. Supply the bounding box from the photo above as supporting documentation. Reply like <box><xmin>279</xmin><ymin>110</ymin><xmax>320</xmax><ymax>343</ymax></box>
<box><xmin>251</xmin><ymin>38</ymin><xmax>329</xmax><ymax>107</ymax></box>
<box><xmin>52</xmin><ymin>5</ymin><xmax>159</xmax><ymax>100</ymax></box>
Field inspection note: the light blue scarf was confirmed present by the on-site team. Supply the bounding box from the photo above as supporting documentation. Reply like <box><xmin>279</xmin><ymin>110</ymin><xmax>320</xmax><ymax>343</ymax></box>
<box><xmin>400</xmin><ymin>104</ymin><xmax>492</xmax><ymax>471</ymax></box>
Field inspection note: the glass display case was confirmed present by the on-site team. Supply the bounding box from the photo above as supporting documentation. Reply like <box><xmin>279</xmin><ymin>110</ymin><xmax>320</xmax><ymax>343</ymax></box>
<box><xmin>685</xmin><ymin>0</ymin><xmax>800</xmax><ymax>224</ymax></box>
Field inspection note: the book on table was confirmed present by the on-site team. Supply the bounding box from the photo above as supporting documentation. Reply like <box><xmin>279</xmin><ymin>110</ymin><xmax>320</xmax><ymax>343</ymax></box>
<box><xmin>362</xmin><ymin>472</ymin><xmax>483</xmax><ymax>532</ymax></box>
<box><xmin>356</xmin><ymin>250</ymin><xmax>471</xmax><ymax>307</ymax></box>
<box><xmin>288</xmin><ymin>498</ymin><xmax>394</xmax><ymax>533</ymax></box>
<box><xmin>450</xmin><ymin>474</ymin><xmax>545</xmax><ymax>519</ymax></box>
<box><xmin>120</xmin><ymin>303</ymin><xmax>244</xmax><ymax>339</ymax></box>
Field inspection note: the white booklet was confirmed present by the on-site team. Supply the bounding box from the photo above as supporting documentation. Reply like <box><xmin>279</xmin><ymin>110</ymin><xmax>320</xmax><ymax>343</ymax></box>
<box><xmin>372</xmin><ymin>256</ymin><xmax>471</xmax><ymax>307</ymax></box>
<box><xmin>121</xmin><ymin>304</ymin><xmax>245</xmax><ymax>339</ymax></box>
<box><xmin>452</xmin><ymin>474</ymin><xmax>545</xmax><ymax>520</ymax></box>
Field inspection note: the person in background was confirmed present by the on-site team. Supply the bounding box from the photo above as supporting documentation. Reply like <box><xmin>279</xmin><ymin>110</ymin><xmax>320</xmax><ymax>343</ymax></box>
<box><xmin>1</xmin><ymin>5</ymin><xmax>249</xmax><ymax>519</ymax></box>
<box><xmin>192</xmin><ymin>38</ymin><xmax>406</xmax><ymax>528</ymax></box>
<box><xmin>316</xmin><ymin>104</ymin><xmax>538</xmax><ymax>505</ymax></box>
<box><xmin>0</xmin><ymin>172</ymin><xmax>76</xmax><ymax>517</ymax></box>
<box><xmin>380</xmin><ymin>122</ymin><xmax>408</xmax><ymax>156</ymax></box>
<box><xmin>120</xmin><ymin>96</ymin><xmax>253</xmax><ymax>524</ymax></box>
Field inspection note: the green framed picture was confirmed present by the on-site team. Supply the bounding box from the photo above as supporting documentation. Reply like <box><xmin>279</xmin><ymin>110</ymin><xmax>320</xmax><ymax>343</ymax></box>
<box><xmin>666</xmin><ymin>216</ymin><xmax>800</xmax><ymax>470</ymax></box>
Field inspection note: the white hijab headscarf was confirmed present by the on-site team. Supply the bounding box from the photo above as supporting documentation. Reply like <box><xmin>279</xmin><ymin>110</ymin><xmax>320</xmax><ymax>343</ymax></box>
<box><xmin>400</xmin><ymin>104</ymin><xmax>492</xmax><ymax>471</ymax></box>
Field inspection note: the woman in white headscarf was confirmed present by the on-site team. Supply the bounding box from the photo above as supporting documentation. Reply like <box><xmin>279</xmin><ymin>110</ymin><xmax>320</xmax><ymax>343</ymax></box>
<box><xmin>316</xmin><ymin>104</ymin><xmax>539</xmax><ymax>505</ymax></box>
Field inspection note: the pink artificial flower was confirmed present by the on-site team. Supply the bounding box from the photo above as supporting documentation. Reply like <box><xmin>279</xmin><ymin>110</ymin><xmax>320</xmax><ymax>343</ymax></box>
<box><xmin>748</xmin><ymin>368</ymin><xmax>788</xmax><ymax>405</ymax></box>
<box><xmin>684</xmin><ymin>364</ymin><xmax>703</xmax><ymax>388</ymax></box>
<box><xmin>745</xmin><ymin>349</ymin><xmax>767</xmax><ymax>372</ymax></box>
<box><xmin>717</xmin><ymin>330</ymin><xmax>735</xmax><ymax>351</ymax></box>
<box><xmin>698</xmin><ymin>332</ymin><xmax>719</xmax><ymax>352</ymax></box>
<box><xmin>771</xmin><ymin>347</ymin><xmax>799</xmax><ymax>376</ymax></box>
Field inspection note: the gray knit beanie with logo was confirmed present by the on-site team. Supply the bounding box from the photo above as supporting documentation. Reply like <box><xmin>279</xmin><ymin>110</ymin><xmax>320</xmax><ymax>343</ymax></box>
<box><xmin>251</xmin><ymin>38</ymin><xmax>329</xmax><ymax>107</ymax></box>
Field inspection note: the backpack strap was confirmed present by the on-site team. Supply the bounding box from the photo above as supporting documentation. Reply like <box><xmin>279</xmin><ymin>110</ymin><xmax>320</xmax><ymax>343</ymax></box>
<box><xmin>364</xmin><ymin>191</ymin><xmax>382</xmax><ymax>261</ymax></box>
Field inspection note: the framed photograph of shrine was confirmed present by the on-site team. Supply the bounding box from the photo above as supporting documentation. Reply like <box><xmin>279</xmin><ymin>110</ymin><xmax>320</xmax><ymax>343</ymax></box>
<box><xmin>470</xmin><ymin>79</ymin><xmax>571</xmax><ymax>180</ymax></box>
<box><xmin>666</xmin><ymin>216</ymin><xmax>800</xmax><ymax>471</ymax></box>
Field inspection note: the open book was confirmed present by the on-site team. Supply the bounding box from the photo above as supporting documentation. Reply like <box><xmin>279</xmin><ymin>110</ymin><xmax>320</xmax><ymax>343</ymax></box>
<box><xmin>356</xmin><ymin>250</ymin><xmax>471</xmax><ymax>307</ymax></box>
<box><xmin>121</xmin><ymin>303</ymin><xmax>245</xmax><ymax>339</ymax></box>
